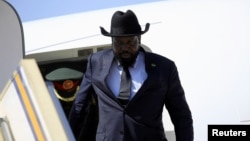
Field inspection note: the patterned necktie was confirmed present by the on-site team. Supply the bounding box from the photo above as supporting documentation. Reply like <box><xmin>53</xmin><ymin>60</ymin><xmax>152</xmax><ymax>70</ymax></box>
<box><xmin>118</xmin><ymin>67</ymin><xmax>131</xmax><ymax>106</ymax></box>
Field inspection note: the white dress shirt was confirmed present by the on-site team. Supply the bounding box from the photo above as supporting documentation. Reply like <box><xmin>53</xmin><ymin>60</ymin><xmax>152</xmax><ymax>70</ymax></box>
<box><xmin>106</xmin><ymin>52</ymin><xmax>148</xmax><ymax>100</ymax></box>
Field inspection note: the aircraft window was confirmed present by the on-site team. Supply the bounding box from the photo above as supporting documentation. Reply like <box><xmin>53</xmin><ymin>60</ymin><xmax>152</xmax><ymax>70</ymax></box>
<box><xmin>78</xmin><ymin>48</ymin><xmax>93</xmax><ymax>57</ymax></box>
<box><xmin>97</xmin><ymin>46</ymin><xmax>111</xmax><ymax>51</ymax></box>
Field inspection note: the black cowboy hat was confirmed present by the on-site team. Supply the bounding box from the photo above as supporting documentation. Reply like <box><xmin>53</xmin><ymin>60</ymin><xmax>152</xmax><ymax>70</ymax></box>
<box><xmin>100</xmin><ymin>10</ymin><xmax>150</xmax><ymax>37</ymax></box>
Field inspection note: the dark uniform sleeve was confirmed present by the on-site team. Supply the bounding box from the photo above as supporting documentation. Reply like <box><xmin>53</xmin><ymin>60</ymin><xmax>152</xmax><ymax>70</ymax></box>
<box><xmin>165</xmin><ymin>62</ymin><xmax>194</xmax><ymax>141</ymax></box>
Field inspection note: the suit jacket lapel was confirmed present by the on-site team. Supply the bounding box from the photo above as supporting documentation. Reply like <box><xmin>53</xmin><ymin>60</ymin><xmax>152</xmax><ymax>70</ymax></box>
<box><xmin>100</xmin><ymin>50</ymin><xmax>119</xmax><ymax>100</ymax></box>
<box><xmin>102</xmin><ymin>50</ymin><xmax>114</xmax><ymax>78</ymax></box>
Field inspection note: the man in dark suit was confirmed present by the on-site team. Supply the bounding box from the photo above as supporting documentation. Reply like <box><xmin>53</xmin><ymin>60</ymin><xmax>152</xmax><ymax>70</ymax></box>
<box><xmin>69</xmin><ymin>10</ymin><xmax>193</xmax><ymax>141</ymax></box>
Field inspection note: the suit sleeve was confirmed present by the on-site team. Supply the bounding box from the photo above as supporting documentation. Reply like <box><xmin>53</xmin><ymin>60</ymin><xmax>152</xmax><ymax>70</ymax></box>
<box><xmin>165</xmin><ymin>62</ymin><xmax>194</xmax><ymax>141</ymax></box>
<box><xmin>68</xmin><ymin>54</ymin><xmax>94</xmax><ymax>138</ymax></box>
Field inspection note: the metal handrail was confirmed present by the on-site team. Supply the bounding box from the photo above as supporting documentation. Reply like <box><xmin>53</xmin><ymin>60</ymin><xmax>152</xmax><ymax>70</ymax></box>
<box><xmin>0</xmin><ymin>117</ymin><xmax>14</xmax><ymax>141</ymax></box>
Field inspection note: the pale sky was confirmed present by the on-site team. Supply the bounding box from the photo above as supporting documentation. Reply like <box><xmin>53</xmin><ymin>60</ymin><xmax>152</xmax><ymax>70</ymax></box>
<box><xmin>7</xmin><ymin>0</ymin><xmax>165</xmax><ymax>22</ymax></box>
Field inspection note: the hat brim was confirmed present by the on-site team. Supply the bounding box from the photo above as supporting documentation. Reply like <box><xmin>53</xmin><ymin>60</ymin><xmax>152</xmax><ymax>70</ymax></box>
<box><xmin>100</xmin><ymin>23</ymin><xmax>150</xmax><ymax>37</ymax></box>
<box><xmin>45</xmin><ymin>68</ymin><xmax>84</xmax><ymax>81</ymax></box>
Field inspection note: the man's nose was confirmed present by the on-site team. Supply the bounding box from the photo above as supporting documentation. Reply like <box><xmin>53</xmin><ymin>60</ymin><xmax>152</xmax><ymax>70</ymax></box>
<box><xmin>120</xmin><ymin>44</ymin><xmax>130</xmax><ymax>50</ymax></box>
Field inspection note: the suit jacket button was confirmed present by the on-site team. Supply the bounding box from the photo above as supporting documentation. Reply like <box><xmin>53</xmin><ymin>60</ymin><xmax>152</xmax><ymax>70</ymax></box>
<box><xmin>120</xmin><ymin>131</ymin><xmax>124</xmax><ymax>135</ymax></box>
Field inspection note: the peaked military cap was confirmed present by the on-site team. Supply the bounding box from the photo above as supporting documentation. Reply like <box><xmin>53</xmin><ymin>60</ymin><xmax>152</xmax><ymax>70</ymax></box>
<box><xmin>45</xmin><ymin>67</ymin><xmax>83</xmax><ymax>81</ymax></box>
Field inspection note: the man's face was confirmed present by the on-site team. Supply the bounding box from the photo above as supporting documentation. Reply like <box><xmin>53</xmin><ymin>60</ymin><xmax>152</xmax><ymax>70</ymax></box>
<box><xmin>112</xmin><ymin>36</ymin><xmax>140</xmax><ymax>67</ymax></box>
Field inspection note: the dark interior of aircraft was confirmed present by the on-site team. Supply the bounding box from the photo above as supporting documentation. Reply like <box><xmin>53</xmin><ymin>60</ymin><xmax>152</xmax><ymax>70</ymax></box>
<box><xmin>37</xmin><ymin>56</ymin><xmax>88</xmax><ymax>115</ymax></box>
<box><xmin>36</xmin><ymin>55</ymin><xmax>98</xmax><ymax>141</ymax></box>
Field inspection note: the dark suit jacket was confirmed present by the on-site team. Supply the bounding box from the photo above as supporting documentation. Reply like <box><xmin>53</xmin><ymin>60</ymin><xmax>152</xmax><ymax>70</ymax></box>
<box><xmin>69</xmin><ymin>48</ymin><xmax>193</xmax><ymax>141</ymax></box>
